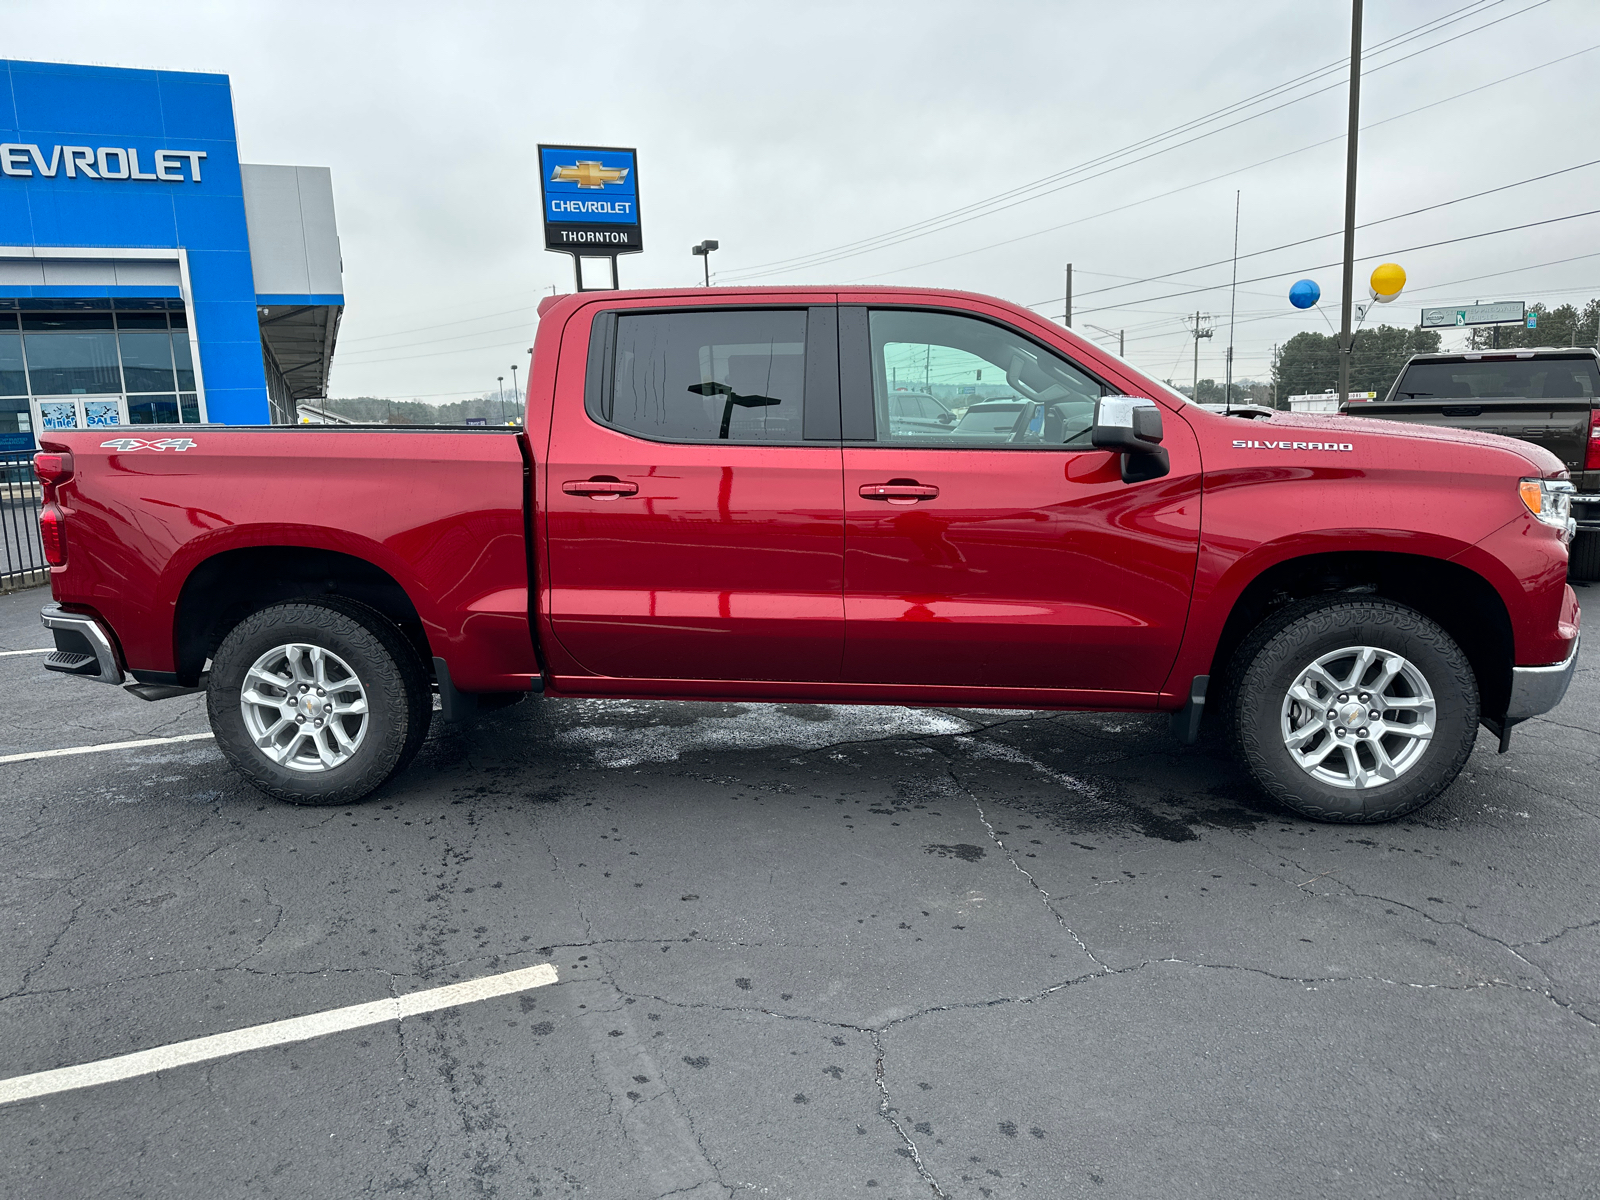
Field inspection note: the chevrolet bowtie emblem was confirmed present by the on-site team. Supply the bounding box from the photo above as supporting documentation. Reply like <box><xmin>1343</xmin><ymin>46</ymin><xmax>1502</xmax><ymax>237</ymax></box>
<box><xmin>550</xmin><ymin>161</ymin><xmax>629</xmax><ymax>189</ymax></box>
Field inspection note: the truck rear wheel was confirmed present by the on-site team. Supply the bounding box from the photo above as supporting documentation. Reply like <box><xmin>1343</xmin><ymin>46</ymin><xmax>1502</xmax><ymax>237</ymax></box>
<box><xmin>1230</xmin><ymin>597</ymin><xmax>1478</xmax><ymax>823</ymax></box>
<box><xmin>1570</xmin><ymin>531</ymin><xmax>1600</xmax><ymax>582</ymax></box>
<box><xmin>207</xmin><ymin>599</ymin><xmax>431</xmax><ymax>805</ymax></box>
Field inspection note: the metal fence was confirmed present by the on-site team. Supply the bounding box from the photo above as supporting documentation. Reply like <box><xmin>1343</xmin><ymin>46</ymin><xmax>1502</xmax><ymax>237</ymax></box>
<box><xmin>0</xmin><ymin>450</ymin><xmax>46</xmax><ymax>591</ymax></box>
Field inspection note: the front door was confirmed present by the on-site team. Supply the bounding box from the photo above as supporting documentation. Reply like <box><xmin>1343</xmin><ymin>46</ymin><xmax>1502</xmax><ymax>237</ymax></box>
<box><xmin>839</xmin><ymin>305</ymin><xmax>1200</xmax><ymax>700</ymax></box>
<box><xmin>546</xmin><ymin>303</ymin><xmax>846</xmax><ymax>682</ymax></box>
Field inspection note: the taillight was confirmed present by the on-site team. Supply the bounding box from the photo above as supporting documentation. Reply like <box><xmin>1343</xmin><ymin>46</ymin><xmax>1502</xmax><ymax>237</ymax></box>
<box><xmin>33</xmin><ymin>451</ymin><xmax>73</xmax><ymax>489</ymax></box>
<box><xmin>1586</xmin><ymin>411</ymin><xmax>1600</xmax><ymax>471</ymax></box>
<box><xmin>39</xmin><ymin>503</ymin><xmax>67</xmax><ymax>567</ymax></box>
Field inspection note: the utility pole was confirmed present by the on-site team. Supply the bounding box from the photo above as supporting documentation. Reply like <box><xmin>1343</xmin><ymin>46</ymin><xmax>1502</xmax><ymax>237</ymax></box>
<box><xmin>1226</xmin><ymin>190</ymin><xmax>1240</xmax><ymax>413</ymax></box>
<box><xmin>1064</xmin><ymin>263</ymin><xmax>1073</xmax><ymax>327</ymax></box>
<box><xmin>1119</xmin><ymin>329</ymin><xmax>1124</xmax><ymax>357</ymax></box>
<box><xmin>1189</xmin><ymin>312</ymin><xmax>1214</xmax><ymax>398</ymax></box>
<box><xmin>1336</xmin><ymin>0</ymin><xmax>1364</xmax><ymax>408</ymax></box>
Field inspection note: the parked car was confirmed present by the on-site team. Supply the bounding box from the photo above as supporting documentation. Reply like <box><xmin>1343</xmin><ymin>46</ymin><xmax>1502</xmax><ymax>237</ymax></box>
<box><xmin>1344</xmin><ymin>347</ymin><xmax>1599</xmax><ymax>579</ymax></box>
<box><xmin>885</xmin><ymin>390</ymin><xmax>957</xmax><ymax>434</ymax></box>
<box><xmin>34</xmin><ymin>286</ymin><xmax>1580</xmax><ymax>823</ymax></box>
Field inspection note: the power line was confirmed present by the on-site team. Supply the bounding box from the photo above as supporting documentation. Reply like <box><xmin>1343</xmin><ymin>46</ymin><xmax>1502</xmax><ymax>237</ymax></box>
<box><xmin>843</xmin><ymin>38</ymin><xmax>1598</xmax><ymax>286</ymax></box>
<box><xmin>718</xmin><ymin>0</ymin><xmax>1512</xmax><ymax>278</ymax></box>
<box><xmin>717</xmin><ymin>0</ymin><xmax>1546</xmax><ymax>280</ymax></box>
<box><xmin>1069</xmin><ymin>207</ymin><xmax>1600</xmax><ymax>317</ymax></box>
<box><xmin>336</xmin><ymin>319</ymin><xmax>537</xmax><ymax>360</ymax></box>
<box><xmin>1030</xmin><ymin>156</ymin><xmax>1600</xmax><ymax>311</ymax></box>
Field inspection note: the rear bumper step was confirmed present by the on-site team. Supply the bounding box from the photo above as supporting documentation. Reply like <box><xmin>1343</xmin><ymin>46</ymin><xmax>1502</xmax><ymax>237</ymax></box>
<box><xmin>39</xmin><ymin>602</ymin><xmax>124</xmax><ymax>685</ymax></box>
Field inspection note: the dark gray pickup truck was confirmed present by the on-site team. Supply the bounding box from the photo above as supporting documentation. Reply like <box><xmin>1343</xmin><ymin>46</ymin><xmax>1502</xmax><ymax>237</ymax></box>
<box><xmin>1345</xmin><ymin>347</ymin><xmax>1599</xmax><ymax>579</ymax></box>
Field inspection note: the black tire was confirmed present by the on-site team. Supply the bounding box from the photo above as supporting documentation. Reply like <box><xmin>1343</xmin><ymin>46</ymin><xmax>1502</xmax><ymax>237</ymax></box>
<box><xmin>1570</xmin><ymin>531</ymin><xmax>1600</xmax><ymax>583</ymax></box>
<box><xmin>207</xmin><ymin>598</ymin><xmax>431</xmax><ymax>805</ymax></box>
<box><xmin>1229</xmin><ymin>597</ymin><xmax>1478</xmax><ymax>823</ymax></box>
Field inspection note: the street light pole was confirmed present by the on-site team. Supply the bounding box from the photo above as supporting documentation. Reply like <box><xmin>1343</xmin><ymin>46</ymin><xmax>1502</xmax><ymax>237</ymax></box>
<box><xmin>497</xmin><ymin>376</ymin><xmax>505</xmax><ymax>424</ymax></box>
<box><xmin>1337</xmin><ymin>0</ymin><xmax>1364</xmax><ymax>408</ymax></box>
<box><xmin>510</xmin><ymin>364</ymin><xmax>520</xmax><ymax>424</ymax></box>
<box><xmin>691</xmin><ymin>240</ymin><xmax>720</xmax><ymax>286</ymax></box>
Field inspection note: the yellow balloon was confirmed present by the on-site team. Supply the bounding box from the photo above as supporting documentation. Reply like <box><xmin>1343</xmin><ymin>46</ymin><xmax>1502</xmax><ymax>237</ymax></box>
<box><xmin>1370</xmin><ymin>262</ymin><xmax>1406</xmax><ymax>298</ymax></box>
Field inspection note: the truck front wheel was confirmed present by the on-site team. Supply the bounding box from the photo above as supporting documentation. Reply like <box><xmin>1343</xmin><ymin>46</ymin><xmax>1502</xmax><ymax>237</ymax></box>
<box><xmin>207</xmin><ymin>599</ymin><xmax>431</xmax><ymax>805</ymax></box>
<box><xmin>1230</xmin><ymin>597</ymin><xmax>1479</xmax><ymax>823</ymax></box>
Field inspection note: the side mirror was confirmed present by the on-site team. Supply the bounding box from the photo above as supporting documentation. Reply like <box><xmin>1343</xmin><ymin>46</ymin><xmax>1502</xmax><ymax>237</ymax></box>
<box><xmin>1091</xmin><ymin>395</ymin><xmax>1170</xmax><ymax>483</ymax></box>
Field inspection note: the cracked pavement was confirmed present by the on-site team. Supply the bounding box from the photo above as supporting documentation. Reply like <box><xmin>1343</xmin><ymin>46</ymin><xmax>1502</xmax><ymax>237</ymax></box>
<box><xmin>1</xmin><ymin>581</ymin><xmax>1597</xmax><ymax>1198</ymax></box>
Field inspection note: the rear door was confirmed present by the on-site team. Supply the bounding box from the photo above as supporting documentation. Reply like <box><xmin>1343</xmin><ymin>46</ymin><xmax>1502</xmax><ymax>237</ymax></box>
<box><xmin>545</xmin><ymin>301</ymin><xmax>846</xmax><ymax>682</ymax></box>
<box><xmin>838</xmin><ymin>304</ymin><xmax>1201</xmax><ymax>700</ymax></box>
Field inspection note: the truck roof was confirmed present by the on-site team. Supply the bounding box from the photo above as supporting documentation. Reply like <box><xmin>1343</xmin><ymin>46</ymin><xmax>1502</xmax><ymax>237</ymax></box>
<box><xmin>1401</xmin><ymin>346</ymin><xmax>1600</xmax><ymax>364</ymax></box>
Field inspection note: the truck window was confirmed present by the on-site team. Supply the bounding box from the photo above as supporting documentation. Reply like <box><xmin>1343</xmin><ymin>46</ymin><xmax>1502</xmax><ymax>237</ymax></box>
<box><xmin>866</xmin><ymin>308</ymin><xmax>1106</xmax><ymax>447</ymax></box>
<box><xmin>1393</xmin><ymin>357</ymin><xmax>1599</xmax><ymax>401</ymax></box>
<box><xmin>596</xmin><ymin>309</ymin><xmax>808</xmax><ymax>443</ymax></box>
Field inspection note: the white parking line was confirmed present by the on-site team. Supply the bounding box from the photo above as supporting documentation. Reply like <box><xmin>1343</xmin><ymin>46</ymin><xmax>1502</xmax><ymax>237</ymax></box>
<box><xmin>0</xmin><ymin>732</ymin><xmax>215</xmax><ymax>765</ymax></box>
<box><xmin>0</xmin><ymin>962</ymin><xmax>559</xmax><ymax>1106</ymax></box>
<box><xmin>0</xmin><ymin>648</ymin><xmax>51</xmax><ymax>657</ymax></box>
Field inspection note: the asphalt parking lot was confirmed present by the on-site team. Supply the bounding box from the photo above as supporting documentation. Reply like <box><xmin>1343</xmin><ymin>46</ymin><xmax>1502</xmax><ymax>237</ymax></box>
<box><xmin>1</xmin><ymin>581</ymin><xmax>1596</xmax><ymax>1200</ymax></box>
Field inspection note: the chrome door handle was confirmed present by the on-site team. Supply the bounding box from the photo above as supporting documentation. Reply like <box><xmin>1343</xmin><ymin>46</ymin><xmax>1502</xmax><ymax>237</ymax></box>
<box><xmin>859</xmin><ymin>481</ymin><xmax>939</xmax><ymax>505</ymax></box>
<box><xmin>563</xmin><ymin>478</ymin><xmax>639</xmax><ymax>499</ymax></box>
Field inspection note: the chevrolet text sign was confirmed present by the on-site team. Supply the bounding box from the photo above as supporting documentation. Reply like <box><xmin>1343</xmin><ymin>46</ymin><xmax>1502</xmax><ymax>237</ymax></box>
<box><xmin>0</xmin><ymin>143</ymin><xmax>206</xmax><ymax>181</ymax></box>
<box><xmin>538</xmin><ymin>144</ymin><xmax>641</xmax><ymax>253</ymax></box>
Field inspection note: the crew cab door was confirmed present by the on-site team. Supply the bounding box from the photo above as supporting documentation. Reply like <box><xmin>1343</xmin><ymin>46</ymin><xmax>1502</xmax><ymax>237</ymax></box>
<box><xmin>545</xmin><ymin>301</ymin><xmax>845</xmax><ymax>682</ymax></box>
<box><xmin>838</xmin><ymin>304</ymin><xmax>1201</xmax><ymax>700</ymax></box>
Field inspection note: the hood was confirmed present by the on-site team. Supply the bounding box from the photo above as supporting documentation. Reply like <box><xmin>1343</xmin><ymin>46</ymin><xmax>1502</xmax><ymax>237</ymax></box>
<box><xmin>1232</xmin><ymin>410</ymin><xmax>1566</xmax><ymax>476</ymax></box>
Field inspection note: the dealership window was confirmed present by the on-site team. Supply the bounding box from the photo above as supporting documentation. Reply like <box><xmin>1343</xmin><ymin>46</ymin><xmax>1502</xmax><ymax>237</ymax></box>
<box><xmin>2</xmin><ymin>305</ymin><xmax>204</xmax><ymax>439</ymax></box>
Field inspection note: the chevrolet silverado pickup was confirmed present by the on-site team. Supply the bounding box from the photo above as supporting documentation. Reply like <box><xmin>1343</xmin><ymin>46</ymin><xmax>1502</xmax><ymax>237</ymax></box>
<box><xmin>1344</xmin><ymin>346</ymin><xmax>1600</xmax><ymax>579</ymax></box>
<box><xmin>34</xmin><ymin>287</ymin><xmax>1582</xmax><ymax>823</ymax></box>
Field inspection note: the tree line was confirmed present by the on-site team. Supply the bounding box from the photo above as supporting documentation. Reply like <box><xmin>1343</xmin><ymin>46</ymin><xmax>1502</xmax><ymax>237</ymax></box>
<box><xmin>1269</xmin><ymin>297</ymin><xmax>1597</xmax><ymax>406</ymax></box>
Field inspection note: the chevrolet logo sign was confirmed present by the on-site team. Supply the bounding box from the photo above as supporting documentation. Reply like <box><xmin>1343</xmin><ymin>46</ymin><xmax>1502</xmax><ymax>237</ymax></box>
<box><xmin>550</xmin><ymin>161</ymin><xmax>629</xmax><ymax>189</ymax></box>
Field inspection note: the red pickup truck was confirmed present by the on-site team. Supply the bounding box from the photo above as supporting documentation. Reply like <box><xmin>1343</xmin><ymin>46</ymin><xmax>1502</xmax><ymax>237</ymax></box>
<box><xmin>33</xmin><ymin>287</ymin><xmax>1581</xmax><ymax>823</ymax></box>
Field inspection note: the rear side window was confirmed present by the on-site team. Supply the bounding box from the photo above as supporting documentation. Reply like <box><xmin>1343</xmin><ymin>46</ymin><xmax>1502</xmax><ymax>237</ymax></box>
<box><xmin>590</xmin><ymin>309</ymin><xmax>809</xmax><ymax>443</ymax></box>
<box><xmin>1394</xmin><ymin>357</ymin><xmax>1600</xmax><ymax>400</ymax></box>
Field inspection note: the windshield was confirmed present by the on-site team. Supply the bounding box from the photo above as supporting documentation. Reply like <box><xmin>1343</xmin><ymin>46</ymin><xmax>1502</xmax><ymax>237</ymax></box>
<box><xmin>1393</xmin><ymin>357</ymin><xmax>1599</xmax><ymax>401</ymax></box>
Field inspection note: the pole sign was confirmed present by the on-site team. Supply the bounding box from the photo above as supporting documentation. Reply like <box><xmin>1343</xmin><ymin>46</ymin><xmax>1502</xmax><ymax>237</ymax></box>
<box><xmin>537</xmin><ymin>144</ymin><xmax>641</xmax><ymax>255</ymax></box>
<box><xmin>1420</xmin><ymin>301</ymin><xmax>1525</xmax><ymax>329</ymax></box>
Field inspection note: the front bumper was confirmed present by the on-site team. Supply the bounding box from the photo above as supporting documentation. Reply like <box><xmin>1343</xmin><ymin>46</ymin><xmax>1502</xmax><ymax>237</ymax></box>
<box><xmin>1572</xmin><ymin>492</ymin><xmax>1600</xmax><ymax>533</ymax></box>
<box><xmin>1505</xmin><ymin>633</ymin><xmax>1580</xmax><ymax>722</ymax></box>
<box><xmin>40</xmin><ymin>602</ymin><xmax>124</xmax><ymax>685</ymax></box>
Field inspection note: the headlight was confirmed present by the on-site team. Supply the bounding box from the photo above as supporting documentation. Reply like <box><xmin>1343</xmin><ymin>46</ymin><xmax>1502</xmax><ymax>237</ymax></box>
<box><xmin>1520</xmin><ymin>477</ymin><xmax>1576</xmax><ymax>537</ymax></box>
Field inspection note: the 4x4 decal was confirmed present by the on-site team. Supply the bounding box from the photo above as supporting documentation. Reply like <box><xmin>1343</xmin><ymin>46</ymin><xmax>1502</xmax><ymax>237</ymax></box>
<box><xmin>100</xmin><ymin>437</ymin><xmax>198</xmax><ymax>452</ymax></box>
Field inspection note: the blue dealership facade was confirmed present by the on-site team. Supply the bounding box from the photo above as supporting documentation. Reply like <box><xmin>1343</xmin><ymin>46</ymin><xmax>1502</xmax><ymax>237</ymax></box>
<box><xmin>0</xmin><ymin>59</ymin><xmax>344</xmax><ymax>450</ymax></box>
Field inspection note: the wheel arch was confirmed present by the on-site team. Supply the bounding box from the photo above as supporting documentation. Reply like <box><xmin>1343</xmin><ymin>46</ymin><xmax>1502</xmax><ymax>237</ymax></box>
<box><xmin>172</xmin><ymin>546</ymin><xmax>431</xmax><ymax>686</ymax></box>
<box><xmin>1209</xmin><ymin>550</ymin><xmax>1514</xmax><ymax>720</ymax></box>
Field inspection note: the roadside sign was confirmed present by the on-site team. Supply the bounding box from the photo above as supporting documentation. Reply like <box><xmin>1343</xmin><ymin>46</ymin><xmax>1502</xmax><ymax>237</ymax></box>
<box><xmin>538</xmin><ymin>144</ymin><xmax>642</xmax><ymax>256</ymax></box>
<box><xmin>1420</xmin><ymin>301</ymin><xmax>1525</xmax><ymax>329</ymax></box>
<box><xmin>1526</xmin><ymin>312</ymin><xmax>1538</xmax><ymax>329</ymax></box>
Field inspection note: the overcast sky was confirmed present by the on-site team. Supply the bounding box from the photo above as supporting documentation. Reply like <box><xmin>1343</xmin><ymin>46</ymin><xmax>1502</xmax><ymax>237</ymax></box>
<box><xmin>7</xmin><ymin>0</ymin><xmax>1599</xmax><ymax>400</ymax></box>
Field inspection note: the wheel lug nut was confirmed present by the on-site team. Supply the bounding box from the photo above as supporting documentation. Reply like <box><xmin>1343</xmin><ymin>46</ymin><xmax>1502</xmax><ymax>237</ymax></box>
<box><xmin>1326</xmin><ymin>710</ymin><xmax>1337</xmax><ymax>720</ymax></box>
<box><xmin>1335</xmin><ymin>728</ymin><xmax>1346</xmax><ymax>737</ymax></box>
<box><xmin>314</xmin><ymin>719</ymin><xmax>323</xmax><ymax>727</ymax></box>
<box><xmin>1370</xmin><ymin>710</ymin><xmax>1379</xmax><ymax>720</ymax></box>
<box><xmin>317</xmin><ymin>688</ymin><xmax>325</xmax><ymax>696</ymax></box>
<box><xmin>1338</xmin><ymin>693</ymin><xmax>1348</xmax><ymax>702</ymax></box>
<box><xmin>296</xmin><ymin>715</ymin><xmax>305</xmax><ymax>724</ymax></box>
<box><xmin>324</xmin><ymin>704</ymin><xmax>332</xmax><ymax>713</ymax></box>
<box><xmin>1359</xmin><ymin>692</ymin><xmax>1369</xmax><ymax>702</ymax></box>
<box><xmin>1358</xmin><ymin>727</ymin><xmax>1369</xmax><ymax>738</ymax></box>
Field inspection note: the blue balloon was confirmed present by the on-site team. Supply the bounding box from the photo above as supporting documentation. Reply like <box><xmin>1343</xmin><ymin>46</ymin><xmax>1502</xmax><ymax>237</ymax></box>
<box><xmin>1289</xmin><ymin>279</ymin><xmax>1321</xmax><ymax>309</ymax></box>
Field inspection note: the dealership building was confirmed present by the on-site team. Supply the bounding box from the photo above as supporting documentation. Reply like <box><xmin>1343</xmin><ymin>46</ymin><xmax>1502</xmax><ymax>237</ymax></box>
<box><xmin>0</xmin><ymin>58</ymin><xmax>343</xmax><ymax>451</ymax></box>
